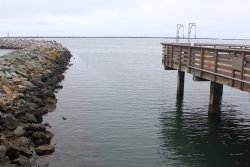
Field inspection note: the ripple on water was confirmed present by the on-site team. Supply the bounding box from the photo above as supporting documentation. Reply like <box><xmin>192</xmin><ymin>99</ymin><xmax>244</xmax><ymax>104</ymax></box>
<box><xmin>40</xmin><ymin>38</ymin><xmax>250</xmax><ymax>167</ymax></box>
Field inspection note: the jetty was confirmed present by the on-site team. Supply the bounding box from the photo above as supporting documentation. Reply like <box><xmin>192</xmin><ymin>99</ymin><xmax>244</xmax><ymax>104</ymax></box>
<box><xmin>161</xmin><ymin>43</ymin><xmax>250</xmax><ymax>113</ymax></box>
<box><xmin>0</xmin><ymin>39</ymin><xmax>72</xmax><ymax>166</ymax></box>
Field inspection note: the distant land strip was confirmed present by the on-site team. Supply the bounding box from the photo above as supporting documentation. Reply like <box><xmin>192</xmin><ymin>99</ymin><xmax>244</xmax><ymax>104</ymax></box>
<box><xmin>1</xmin><ymin>36</ymin><xmax>249</xmax><ymax>40</ymax></box>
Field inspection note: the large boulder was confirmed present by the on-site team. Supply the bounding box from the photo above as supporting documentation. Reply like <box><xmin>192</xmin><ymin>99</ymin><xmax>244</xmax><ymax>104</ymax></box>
<box><xmin>13</xmin><ymin>126</ymin><xmax>25</xmax><ymax>136</ymax></box>
<box><xmin>14</xmin><ymin>137</ymin><xmax>30</xmax><ymax>147</ymax></box>
<box><xmin>0</xmin><ymin>145</ymin><xmax>7</xmax><ymax>158</ymax></box>
<box><xmin>13</xmin><ymin>155</ymin><xmax>31</xmax><ymax>167</ymax></box>
<box><xmin>34</xmin><ymin>145</ymin><xmax>55</xmax><ymax>155</ymax></box>
<box><xmin>3</xmin><ymin>115</ymin><xmax>20</xmax><ymax>130</ymax></box>
<box><xmin>31</xmin><ymin>131</ymin><xmax>54</xmax><ymax>146</ymax></box>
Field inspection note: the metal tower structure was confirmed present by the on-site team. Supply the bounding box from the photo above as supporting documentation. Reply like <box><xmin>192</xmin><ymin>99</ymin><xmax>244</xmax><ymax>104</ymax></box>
<box><xmin>176</xmin><ymin>24</ymin><xmax>184</xmax><ymax>43</ymax></box>
<box><xmin>188</xmin><ymin>23</ymin><xmax>196</xmax><ymax>43</ymax></box>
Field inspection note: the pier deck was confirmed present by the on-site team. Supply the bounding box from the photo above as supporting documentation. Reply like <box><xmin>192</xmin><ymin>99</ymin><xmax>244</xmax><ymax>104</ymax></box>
<box><xmin>161</xmin><ymin>43</ymin><xmax>250</xmax><ymax>112</ymax></box>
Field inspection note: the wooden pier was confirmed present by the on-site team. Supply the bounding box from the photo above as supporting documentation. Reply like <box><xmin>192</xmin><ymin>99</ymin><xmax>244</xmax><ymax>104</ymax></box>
<box><xmin>161</xmin><ymin>43</ymin><xmax>250</xmax><ymax>113</ymax></box>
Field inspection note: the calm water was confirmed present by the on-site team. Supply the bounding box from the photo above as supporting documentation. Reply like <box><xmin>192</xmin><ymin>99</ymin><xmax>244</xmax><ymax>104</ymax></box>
<box><xmin>41</xmin><ymin>38</ymin><xmax>250</xmax><ymax>167</ymax></box>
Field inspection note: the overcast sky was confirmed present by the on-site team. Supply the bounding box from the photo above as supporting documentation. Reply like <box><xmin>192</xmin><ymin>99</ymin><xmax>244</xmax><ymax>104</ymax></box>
<box><xmin>0</xmin><ymin>0</ymin><xmax>249</xmax><ymax>38</ymax></box>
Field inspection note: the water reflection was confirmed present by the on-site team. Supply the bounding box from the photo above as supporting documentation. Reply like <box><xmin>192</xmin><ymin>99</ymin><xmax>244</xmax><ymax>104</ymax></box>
<box><xmin>159</xmin><ymin>97</ymin><xmax>250</xmax><ymax>167</ymax></box>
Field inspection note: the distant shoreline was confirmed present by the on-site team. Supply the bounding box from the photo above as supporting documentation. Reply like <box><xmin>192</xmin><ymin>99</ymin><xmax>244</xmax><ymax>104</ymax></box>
<box><xmin>1</xmin><ymin>36</ymin><xmax>250</xmax><ymax>40</ymax></box>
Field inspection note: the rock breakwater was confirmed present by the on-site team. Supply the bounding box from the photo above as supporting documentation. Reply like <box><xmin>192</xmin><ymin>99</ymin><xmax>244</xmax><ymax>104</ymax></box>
<box><xmin>0</xmin><ymin>39</ymin><xmax>72</xmax><ymax>166</ymax></box>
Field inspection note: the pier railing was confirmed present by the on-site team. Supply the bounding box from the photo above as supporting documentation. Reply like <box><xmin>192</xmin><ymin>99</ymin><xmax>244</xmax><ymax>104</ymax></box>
<box><xmin>161</xmin><ymin>43</ymin><xmax>250</xmax><ymax>93</ymax></box>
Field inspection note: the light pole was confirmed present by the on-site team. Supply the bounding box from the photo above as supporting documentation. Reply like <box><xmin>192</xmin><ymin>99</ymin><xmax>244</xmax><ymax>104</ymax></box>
<box><xmin>188</xmin><ymin>23</ymin><xmax>196</xmax><ymax>43</ymax></box>
<box><xmin>176</xmin><ymin>24</ymin><xmax>184</xmax><ymax>43</ymax></box>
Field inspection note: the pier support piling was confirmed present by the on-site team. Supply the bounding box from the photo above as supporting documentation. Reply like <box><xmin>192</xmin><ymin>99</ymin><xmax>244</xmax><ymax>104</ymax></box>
<box><xmin>209</xmin><ymin>81</ymin><xmax>223</xmax><ymax>113</ymax></box>
<box><xmin>177</xmin><ymin>70</ymin><xmax>185</xmax><ymax>97</ymax></box>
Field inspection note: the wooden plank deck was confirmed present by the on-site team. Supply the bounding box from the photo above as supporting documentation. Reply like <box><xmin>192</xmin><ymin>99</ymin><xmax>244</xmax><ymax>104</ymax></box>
<box><xmin>161</xmin><ymin>43</ymin><xmax>250</xmax><ymax>93</ymax></box>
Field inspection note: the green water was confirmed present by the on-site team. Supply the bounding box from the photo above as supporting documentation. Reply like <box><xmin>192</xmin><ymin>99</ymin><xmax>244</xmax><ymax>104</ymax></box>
<box><xmin>39</xmin><ymin>38</ymin><xmax>250</xmax><ymax>167</ymax></box>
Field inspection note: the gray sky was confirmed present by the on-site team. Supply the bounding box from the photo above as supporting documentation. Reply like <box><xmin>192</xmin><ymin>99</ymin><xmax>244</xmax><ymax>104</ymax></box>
<box><xmin>0</xmin><ymin>0</ymin><xmax>249</xmax><ymax>38</ymax></box>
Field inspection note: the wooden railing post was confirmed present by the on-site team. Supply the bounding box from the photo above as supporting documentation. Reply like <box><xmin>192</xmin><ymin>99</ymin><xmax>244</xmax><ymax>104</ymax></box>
<box><xmin>214</xmin><ymin>50</ymin><xmax>218</xmax><ymax>82</ymax></box>
<box><xmin>200</xmin><ymin>48</ymin><xmax>204</xmax><ymax>77</ymax></box>
<box><xmin>166</xmin><ymin>45</ymin><xmax>169</xmax><ymax>67</ymax></box>
<box><xmin>179</xmin><ymin>46</ymin><xmax>182</xmax><ymax>70</ymax></box>
<box><xmin>232</xmin><ymin>51</ymin><xmax>236</xmax><ymax>87</ymax></box>
<box><xmin>240</xmin><ymin>52</ymin><xmax>245</xmax><ymax>90</ymax></box>
<box><xmin>188</xmin><ymin>46</ymin><xmax>192</xmax><ymax>73</ymax></box>
<box><xmin>162</xmin><ymin>45</ymin><xmax>165</xmax><ymax>64</ymax></box>
<box><xmin>171</xmin><ymin>46</ymin><xmax>174</xmax><ymax>68</ymax></box>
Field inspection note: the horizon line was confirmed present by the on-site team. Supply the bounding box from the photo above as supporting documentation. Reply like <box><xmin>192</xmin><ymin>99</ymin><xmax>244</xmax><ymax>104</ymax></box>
<box><xmin>0</xmin><ymin>36</ymin><xmax>250</xmax><ymax>40</ymax></box>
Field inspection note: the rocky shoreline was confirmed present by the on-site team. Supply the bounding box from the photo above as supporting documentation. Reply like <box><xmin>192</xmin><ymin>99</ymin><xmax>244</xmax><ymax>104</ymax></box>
<box><xmin>0</xmin><ymin>39</ymin><xmax>72</xmax><ymax>166</ymax></box>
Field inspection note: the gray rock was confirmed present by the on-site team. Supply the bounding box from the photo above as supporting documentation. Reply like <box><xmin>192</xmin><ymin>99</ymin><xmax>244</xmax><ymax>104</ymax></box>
<box><xmin>4</xmin><ymin>142</ymin><xmax>20</xmax><ymax>159</ymax></box>
<box><xmin>13</xmin><ymin>126</ymin><xmax>25</xmax><ymax>136</ymax></box>
<box><xmin>29</xmin><ymin>158</ymin><xmax>37</xmax><ymax>167</ymax></box>
<box><xmin>15</xmin><ymin>70</ymin><xmax>28</xmax><ymax>78</ymax></box>
<box><xmin>0</xmin><ymin>145</ymin><xmax>7</xmax><ymax>158</ymax></box>
<box><xmin>4</xmin><ymin>141</ymin><xmax>32</xmax><ymax>158</ymax></box>
<box><xmin>13</xmin><ymin>109</ymin><xmax>26</xmax><ymax>118</ymax></box>
<box><xmin>31</xmin><ymin>131</ymin><xmax>53</xmax><ymax>146</ymax></box>
<box><xmin>4</xmin><ymin>115</ymin><xmax>20</xmax><ymax>130</ymax></box>
<box><xmin>0</xmin><ymin>157</ymin><xmax>12</xmax><ymax>167</ymax></box>
<box><xmin>13</xmin><ymin>155</ymin><xmax>31</xmax><ymax>166</ymax></box>
<box><xmin>23</xmin><ymin>113</ymin><xmax>38</xmax><ymax>123</ymax></box>
<box><xmin>44</xmin><ymin>103</ymin><xmax>56</xmax><ymax>112</ymax></box>
<box><xmin>46</xmin><ymin>91</ymin><xmax>55</xmax><ymax>98</ymax></box>
<box><xmin>25</xmin><ymin>123</ymin><xmax>46</xmax><ymax>132</ymax></box>
<box><xmin>38</xmin><ymin>161</ymin><xmax>49</xmax><ymax>167</ymax></box>
<box><xmin>0</xmin><ymin>71</ymin><xmax>5</xmax><ymax>77</ymax></box>
<box><xmin>34</xmin><ymin>145</ymin><xmax>55</xmax><ymax>155</ymax></box>
<box><xmin>18</xmin><ymin>146</ymin><xmax>32</xmax><ymax>157</ymax></box>
<box><xmin>4</xmin><ymin>131</ymin><xmax>14</xmax><ymax>138</ymax></box>
<box><xmin>14</xmin><ymin>137</ymin><xmax>30</xmax><ymax>147</ymax></box>
<box><xmin>31</xmin><ymin>96</ymin><xmax>44</xmax><ymax>107</ymax></box>
<box><xmin>46</xmin><ymin>97</ymin><xmax>57</xmax><ymax>104</ymax></box>
<box><xmin>26</xmin><ymin>103</ymin><xmax>38</xmax><ymax>110</ymax></box>
<box><xmin>4</xmin><ymin>71</ymin><xmax>12</xmax><ymax>79</ymax></box>
<box><xmin>16</xmin><ymin>85</ymin><xmax>26</xmax><ymax>91</ymax></box>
